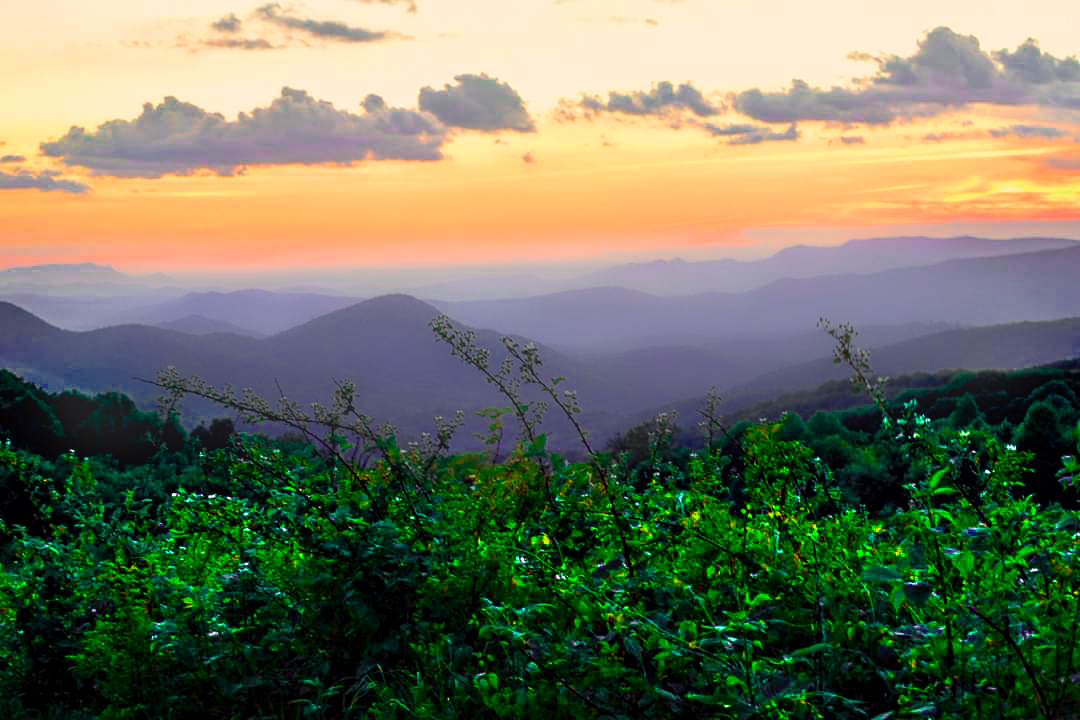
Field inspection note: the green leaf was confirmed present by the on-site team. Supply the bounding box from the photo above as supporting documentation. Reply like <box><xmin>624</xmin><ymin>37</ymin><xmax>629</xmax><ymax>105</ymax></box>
<box><xmin>862</xmin><ymin>565</ymin><xmax>903</xmax><ymax>583</ymax></box>
<box><xmin>686</xmin><ymin>692</ymin><xmax>724</xmax><ymax>705</ymax></box>
<box><xmin>788</xmin><ymin>642</ymin><xmax>831</xmax><ymax>658</ymax></box>
<box><xmin>902</xmin><ymin>582</ymin><xmax>933</xmax><ymax>608</ymax></box>
<box><xmin>954</xmin><ymin>551</ymin><xmax>976</xmax><ymax>575</ymax></box>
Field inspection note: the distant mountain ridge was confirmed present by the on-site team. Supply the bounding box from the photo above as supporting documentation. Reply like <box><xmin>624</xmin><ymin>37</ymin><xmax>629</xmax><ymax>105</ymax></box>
<box><xmin>435</xmin><ymin>243</ymin><xmax>1080</xmax><ymax>351</ymax></box>
<box><xmin>567</xmin><ymin>235</ymin><xmax>1078</xmax><ymax>296</ymax></box>
<box><xmin>4</xmin><ymin>293</ymin><xmax>1080</xmax><ymax>452</ymax></box>
<box><xmin>116</xmin><ymin>289</ymin><xmax>365</xmax><ymax>337</ymax></box>
<box><xmin>154</xmin><ymin>314</ymin><xmax>266</xmax><ymax>338</ymax></box>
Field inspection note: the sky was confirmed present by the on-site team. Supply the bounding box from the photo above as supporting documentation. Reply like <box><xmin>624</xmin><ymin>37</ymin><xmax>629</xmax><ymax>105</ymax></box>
<box><xmin>3</xmin><ymin>0</ymin><xmax>1080</xmax><ymax>275</ymax></box>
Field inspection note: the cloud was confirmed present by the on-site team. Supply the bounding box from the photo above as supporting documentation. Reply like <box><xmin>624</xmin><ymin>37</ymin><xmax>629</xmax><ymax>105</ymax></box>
<box><xmin>703</xmin><ymin>123</ymin><xmax>760</xmax><ymax>136</ymax></box>
<box><xmin>203</xmin><ymin>37</ymin><xmax>276</xmax><ymax>50</ymax></box>
<box><xmin>993</xmin><ymin>39</ymin><xmax>1080</xmax><ymax>84</ymax></box>
<box><xmin>522</xmin><ymin>151</ymin><xmax>535</xmax><ymax>163</ymax></box>
<box><xmin>211</xmin><ymin>13</ymin><xmax>242</xmax><ymax>32</ymax></box>
<box><xmin>349</xmin><ymin>0</ymin><xmax>418</xmax><ymax>13</ymax></box>
<box><xmin>0</xmin><ymin>154</ymin><xmax>26</xmax><ymax>163</ymax></box>
<box><xmin>832</xmin><ymin>135</ymin><xmax>865</xmax><ymax>145</ymax></box>
<box><xmin>989</xmin><ymin>124</ymin><xmax>1067</xmax><ymax>139</ymax></box>
<box><xmin>254</xmin><ymin>3</ymin><xmax>405</xmax><ymax>43</ymax></box>
<box><xmin>704</xmin><ymin>122</ymin><xmax>798</xmax><ymax>144</ymax></box>
<box><xmin>922</xmin><ymin>132</ymin><xmax>958</xmax><ymax>142</ymax></box>
<box><xmin>734</xmin><ymin>27</ymin><xmax>1080</xmax><ymax>126</ymax></box>
<box><xmin>418</xmin><ymin>73</ymin><xmax>535</xmax><ymax>132</ymax></box>
<box><xmin>727</xmin><ymin>124</ymin><xmax>799</xmax><ymax>145</ymax></box>
<box><xmin>40</xmin><ymin>88</ymin><xmax>446</xmax><ymax>178</ymax></box>
<box><xmin>0</xmin><ymin>169</ymin><xmax>89</xmax><ymax>194</ymax></box>
<box><xmin>362</xmin><ymin>93</ymin><xmax>387</xmax><ymax>112</ymax></box>
<box><xmin>581</xmin><ymin>80</ymin><xmax>720</xmax><ymax>118</ymax></box>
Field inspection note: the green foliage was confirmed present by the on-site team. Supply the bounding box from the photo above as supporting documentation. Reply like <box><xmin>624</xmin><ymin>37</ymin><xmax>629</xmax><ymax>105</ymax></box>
<box><xmin>3</xmin><ymin>321</ymin><xmax>1080</xmax><ymax>719</ymax></box>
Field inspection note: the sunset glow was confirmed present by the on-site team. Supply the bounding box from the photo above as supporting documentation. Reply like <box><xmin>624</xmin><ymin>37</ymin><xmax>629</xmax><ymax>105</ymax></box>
<box><xmin>4</xmin><ymin>0</ymin><xmax>1080</xmax><ymax>273</ymax></box>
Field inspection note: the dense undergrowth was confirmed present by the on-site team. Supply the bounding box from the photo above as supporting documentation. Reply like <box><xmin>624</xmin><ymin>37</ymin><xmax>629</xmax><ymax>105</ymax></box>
<box><xmin>1</xmin><ymin>318</ymin><xmax>1079</xmax><ymax>718</ymax></box>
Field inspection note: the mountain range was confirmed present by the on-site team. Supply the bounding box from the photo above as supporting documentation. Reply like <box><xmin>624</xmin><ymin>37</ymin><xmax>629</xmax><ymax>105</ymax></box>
<box><xmin>3</xmin><ymin>287</ymin><xmax>1080</xmax><ymax>454</ymax></box>
<box><xmin>6</xmin><ymin>235</ymin><xmax>1075</xmax><ymax>333</ymax></box>
<box><xmin>5</xmin><ymin>234</ymin><xmax>1080</xmax><ymax>452</ymax></box>
<box><xmin>434</xmin><ymin>244</ymin><xmax>1080</xmax><ymax>351</ymax></box>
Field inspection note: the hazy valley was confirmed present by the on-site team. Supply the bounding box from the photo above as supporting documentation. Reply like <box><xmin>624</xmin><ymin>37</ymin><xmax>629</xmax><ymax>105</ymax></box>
<box><xmin>4</xmin><ymin>234</ymin><xmax>1078</xmax><ymax>453</ymax></box>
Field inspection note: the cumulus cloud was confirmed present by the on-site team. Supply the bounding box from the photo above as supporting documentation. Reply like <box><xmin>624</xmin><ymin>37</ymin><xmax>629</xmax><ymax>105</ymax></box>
<box><xmin>418</xmin><ymin>74</ymin><xmax>535</xmax><ymax>132</ymax></box>
<box><xmin>581</xmin><ymin>80</ymin><xmax>720</xmax><ymax>118</ymax></box>
<box><xmin>704</xmin><ymin>122</ymin><xmax>798</xmax><ymax>144</ymax></box>
<box><xmin>734</xmin><ymin>27</ymin><xmax>1080</xmax><ymax>126</ymax></box>
<box><xmin>40</xmin><ymin>88</ymin><xmax>446</xmax><ymax>178</ymax></box>
<box><xmin>727</xmin><ymin>124</ymin><xmax>798</xmax><ymax>145</ymax></box>
<box><xmin>0</xmin><ymin>154</ymin><xmax>26</xmax><ymax>163</ymax></box>
<box><xmin>362</xmin><ymin>93</ymin><xmax>387</xmax><ymax>112</ymax></box>
<box><xmin>989</xmin><ymin>124</ymin><xmax>1067</xmax><ymax>139</ymax></box>
<box><xmin>0</xmin><ymin>169</ymin><xmax>89</xmax><ymax>194</ymax></box>
<box><xmin>993</xmin><ymin>39</ymin><xmax>1080</xmax><ymax>84</ymax></box>
<box><xmin>254</xmin><ymin>3</ymin><xmax>405</xmax><ymax>43</ymax></box>
<box><xmin>211</xmin><ymin>13</ymin><xmax>242</xmax><ymax>32</ymax></box>
<box><xmin>703</xmin><ymin>123</ymin><xmax>760</xmax><ymax>136</ymax></box>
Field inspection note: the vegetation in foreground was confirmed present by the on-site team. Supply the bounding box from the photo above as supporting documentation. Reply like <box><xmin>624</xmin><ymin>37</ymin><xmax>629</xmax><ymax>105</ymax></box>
<box><xmin>1</xmin><ymin>318</ymin><xmax>1079</xmax><ymax>719</ymax></box>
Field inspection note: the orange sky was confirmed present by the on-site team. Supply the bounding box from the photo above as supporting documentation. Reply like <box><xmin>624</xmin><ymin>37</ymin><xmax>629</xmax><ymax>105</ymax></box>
<box><xmin>3</xmin><ymin>1</ymin><xmax>1080</xmax><ymax>272</ymax></box>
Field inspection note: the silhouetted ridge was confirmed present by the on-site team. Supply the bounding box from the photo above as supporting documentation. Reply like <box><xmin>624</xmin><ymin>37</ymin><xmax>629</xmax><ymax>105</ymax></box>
<box><xmin>266</xmin><ymin>294</ymin><xmax>441</xmax><ymax>344</ymax></box>
<box><xmin>0</xmin><ymin>302</ymin><xmax>63</xmax><ymax>350</ymax></box>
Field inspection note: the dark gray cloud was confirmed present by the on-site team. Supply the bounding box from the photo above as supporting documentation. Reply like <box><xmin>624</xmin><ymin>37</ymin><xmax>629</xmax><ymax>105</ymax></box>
<box><xmin>735</xmin><ymin>79</ymin><xmax>899</xmax><ymax>125</ymax></box>
<box><xmin>418</xmin><ymin>73</ymin><xmax>535</xmax><ymax>132</ymax></box>
<box><xmin>211</xmin><ymin>13</ymin><xmax>242</xmax><ymax>32</ymax></box>
<box><xmin>989</xmin><ymin>124</ymin><xmax>1067</xmax><ymax>139</ymax></box>
<box><xmin>349</xmin><ymin>0</ymin><xmax>418</xmax><ymax>13</ymax></box>
<box><xmin>993</xmin><ymin>39</ymin><xmax>1080</xmax><ymax>84</ymax></box>
<box><xmin>254</xmin><ymin>3</ymin><xmax>404</xmax><ymax>43</ymax></box>
<box><xmin>0</xmin><ymin>154</ymin><xmax>26</xmax><ymax>163</ymax></box>
<box><xmin>581</xmin><ymin>80</ymin><xmax>720</xmax><ymax>118</ymax></box>
<box><xmin>362</xmin><ymin>93</ymin><xmax>387</xmax><ymax>112</ymax></box>
<box><xmin>735</xmin><ymin>27</ymin><xmax>1080</xmax><ymax>126</ymax></box>
<box><xmin>204</xmin><ymin>37</ymin><xmax>276</xmax><ymax>50</ymax></box>
<box><xmin>0</xmin><ymin>169</ymin><xmax>89</xmax><ymax>194</ymax></box>
<box><xmin>726</xmin><ymin>124</ymin><xmax>798</xmax><ymax>145</ymax></box>
<box><xmin>702</xmin><ymin>123</ymin><xmax>760</xmax><ymax>136</ymax></box>
<box><xmin>703</xmin><ymin>122</ymin><xmax>798</xmax><ymax>144</ymax></box>
<box><xmin>40</xmin><ymin>88</ymin><xmax>446</xmax><ymax>178</ymax></box>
